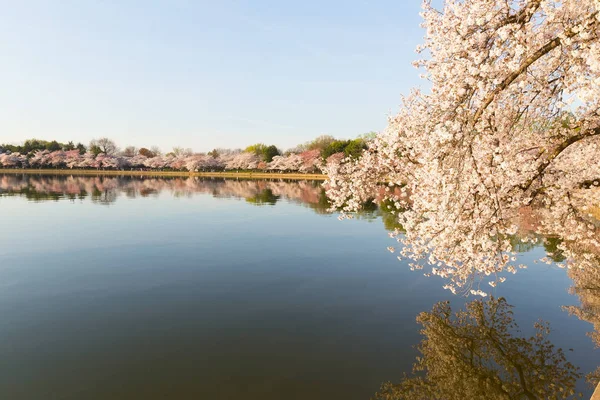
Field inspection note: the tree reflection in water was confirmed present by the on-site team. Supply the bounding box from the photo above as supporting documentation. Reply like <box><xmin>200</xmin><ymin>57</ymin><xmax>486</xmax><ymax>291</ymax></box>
<box><xmin>245</xmin><ymin>188</ymin><xmax>280</xmax><ymax>205</ymax></box>
<box><xmin>375</xmin><ymin>297</ymin><xmax>582</xmax><ymax>400</ymax></box>
<box><xmin>564</xmin><ymin>259</ymin><xmax>600</xmax><ymax>387</ymax></box>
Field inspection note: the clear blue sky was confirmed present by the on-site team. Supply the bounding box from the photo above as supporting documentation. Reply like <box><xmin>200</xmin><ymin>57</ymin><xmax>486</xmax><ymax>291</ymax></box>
<box><xmin>0</xmin><ymin>0</ymin><xmax>425</xmax><ymax>152</ymax></box>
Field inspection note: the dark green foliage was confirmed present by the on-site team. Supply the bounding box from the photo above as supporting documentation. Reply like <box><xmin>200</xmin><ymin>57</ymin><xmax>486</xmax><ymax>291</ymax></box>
<box><xmin>344</xmin><ymin>139</ymin><xmax>367</xmax><ymax>159</ymax></box>
<box><xmin>46</xmin><ymin>140</ymin><xmax>61</xmax><ymax>152</ymax></box>
<box><xmin>23</xmin><ymin>139</ymin><xmax>52</xmax><ymax>153</ymax></box>
<box><xmin>263</xmin><ymin>145</ymin><xmax>280</xmax><ymax>162</ymax></box>
<box><xmin>0</xmin><ymin>138</ymin><xmax>69</xmax><ymax>154</ymax></box>
<box><xmin>321</xmin><ymin>140</ymin><xmax>350</xmax><ymax>160</ymax></box>
<box><xmin>89</xmin><ymin>144</ymin><xmax>102</xmax><ymax>156</ymax></box>
<box><xmin>245</xmin><ymin>143</ymin><xmax>281</xmax><ymax>162</ymax></box>
<box><xmin>320</xmin><ymin>138</ymin><xmax>367</xmax><ymax>160</ymax></box>
<box><xmin>0</xmin><ymin>138</ymin><xmax>89</xmax><ymax>155</ymax></box>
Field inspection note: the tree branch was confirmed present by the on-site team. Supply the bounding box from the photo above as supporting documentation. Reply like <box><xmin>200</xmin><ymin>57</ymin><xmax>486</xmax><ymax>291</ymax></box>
<box><xmin>472</xmin><ymin>12</ymin><xmax>598</xmax><ymax>125</ymax></box>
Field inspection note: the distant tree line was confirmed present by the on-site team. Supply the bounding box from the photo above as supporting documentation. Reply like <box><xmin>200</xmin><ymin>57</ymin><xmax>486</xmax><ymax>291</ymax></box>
<box><xmin>0</xmin><ymin>134</ymin><xmax>372</xmax><ymax>173</ymax></box>
<box><xmin>0</xmin><ymin>139</ymin><xmax>88</xmax><ymax>155</ymax></box>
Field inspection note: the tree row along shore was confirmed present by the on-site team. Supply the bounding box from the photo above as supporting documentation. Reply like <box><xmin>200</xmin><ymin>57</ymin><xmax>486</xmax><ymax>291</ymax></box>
<box><xmin>0</xmin><ymin>168</ymin><xmax>327</xmax><ymax>181</ymax></box>
<box><xmin>0</xmin><ymin>135</ymin><xmax>373</xmax><ymax>175</ymax></box>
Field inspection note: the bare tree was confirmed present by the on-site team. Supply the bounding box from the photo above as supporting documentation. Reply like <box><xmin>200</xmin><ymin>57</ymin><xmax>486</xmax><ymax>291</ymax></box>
<box><xmin>89</xmin><ymin>138</ymin><xmax>118</xmax><ymax>156</ymax></box>
<box><xmin>121</xmin><ymin>146</ymin><xmax>138</xmax><ymax>157</ymax></box>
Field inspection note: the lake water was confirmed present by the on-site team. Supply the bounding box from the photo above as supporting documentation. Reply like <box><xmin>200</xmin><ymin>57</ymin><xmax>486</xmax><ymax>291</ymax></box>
<box><xmin>0</xmin><ymin>173</ymin><xmax>598</xmax><ymax>399</ymax></box>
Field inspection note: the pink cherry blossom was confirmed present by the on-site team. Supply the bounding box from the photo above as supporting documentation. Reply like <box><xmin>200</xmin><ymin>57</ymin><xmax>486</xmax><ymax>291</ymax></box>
<box><xmin>326</xmin><ymin>0</ymin><xmax>600</xmax><ymax>295</ymax></box>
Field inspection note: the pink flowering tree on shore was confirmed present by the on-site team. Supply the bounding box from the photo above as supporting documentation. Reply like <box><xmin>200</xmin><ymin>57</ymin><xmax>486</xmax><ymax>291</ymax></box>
<box><xmin>1</xmin><ymin>141</ymin><xmax>333</xmax><ymax>173</ymax></box>
<box><xmin>64</xmin><ymin>150</ymin><xmax>82</xmax><ymax>169</ymax></box>
<box><xmin>225</xmin><ymin>152</ymin><xmax>261</xmax><ymax>170</ymax></box>
<box><xmin>0</xmin><ymin>152</ymin><xmax>27</xmax><ymax>168</ymax></box>
<box><xmin>299</xmin><ymin>150</ymin><xmax>323</xmax><ymax>173</ymax></box>
<box><xmin>326</xmin><ymin>0</ymin><xmax>600</xmax><ymax>295</ymax></box>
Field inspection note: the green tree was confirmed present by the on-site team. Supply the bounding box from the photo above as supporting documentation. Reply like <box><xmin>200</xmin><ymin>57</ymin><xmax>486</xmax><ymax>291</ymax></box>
<box><xmin>307</xmin><ymin>135</ymin><xmax>336</xmax><ymax>152</ymax></box>
<box><xmin>322</xmin><ymin>140</ymin><xmax>350</xmax><ymax>160</ymax></box>
<box><xmin>46</xmin><ymin>140</ymin><xmax>61</xmax><ymax>152</ymax></box>
<box><xmin>263</xmin><ymin>145</ymin><xmax>280</xmax><ymax>162</ymax></box>
<box><xmin>21</xmin><ymin>139</ymin><xmax>50</xmax><ymax>154</ymax></box>
<box><xmin>245</xmin><ymin>143</ymin><xmax>280</xmax><ymax>162</ymax></box>
<box><xmin>344</xmin><ymin>138</ymin><xmax>367</xmax><ymax>159</ymax></box>
<box><xmin>76</xmin><ymin>143</ymin><xmax>87</xmax><ymax>155</ymax></box>
<box><xmin>89</xmin><ymin>144</ymin><xmax>102</xmax><ymax>156</ymax></box>
<box><xmin>244</xmin><ymin>143</ymin><xmax>268</xmax><ymax>159</ymax></box>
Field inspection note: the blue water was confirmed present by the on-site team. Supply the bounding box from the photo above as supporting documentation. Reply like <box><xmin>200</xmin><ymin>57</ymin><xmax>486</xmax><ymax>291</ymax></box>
<box><xmin>0</xmin><ymin>174</ymin><xmax>597</xmax><ymax>399</ymax></box>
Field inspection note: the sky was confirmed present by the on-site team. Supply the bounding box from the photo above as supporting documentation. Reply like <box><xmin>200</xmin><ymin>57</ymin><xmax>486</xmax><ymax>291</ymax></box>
<box><xmin>0</xmin><ymin>0</ymin><xmax>425</xmax><ymax>152</ymax></box>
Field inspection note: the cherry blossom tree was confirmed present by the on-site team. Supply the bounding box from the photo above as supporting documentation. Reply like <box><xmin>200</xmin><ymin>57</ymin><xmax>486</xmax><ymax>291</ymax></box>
<box><xmin>183</xmin><ymin>155</ymin><xmax>203</xmax><ymax>172</ymax></box>
<box><xmin>0</xmin><ymin>152</ymin><xmax>27</xmax><ymax>168</ymax></box>
<box><xmin>64</xmin><ymin>150</ymin><xmax>82</xmax><ymax>169</ymax></box>
<box><xmin>143</xmin><ymin>155</ymin><xmax>169</xmax><ymax>170</ymax></box>
<box><xmin>77</xmin><ymin>152</ymin><xmax>97</xmax><ymax>169</ymax></box>
<box><xmin>168</xmin><ymin>155</ymin><xmax>188</xmax><ymax>170</ymax></box>
<box><xmin>326</xmin><ymin>0</ymin><xmax>600</xmax><ymax>295</ymax></box>
<box><xmin>28</xmin><ymin>150</ymin><xmax>51</xmax><ymax>168</ymax></box>
<box><xmin>100</xmin><ymin>155</ymin><xmax>127</xmax><ymax>170</ymax></box>
<box><xmin>266</xmin><ymin>153</ymin><xmax>306</xmax><ymax>172</ymax></box>
<box><xmin>225</xmin><ymin>152</ymin><xmax>261</xmax><ymax>170</ymax></box>
<box><xmin>201</xmin><ymin>154</ymin><xmax>224</xmax><ymax>170</ymax></box>
<box><xmin>325</xmin><ymin>152</ymin><xmax>344</xmax><ymax>170</ymax></box>
<box><xmin>284</xmin><ymin>153</ymin><xmax>303</xmax><ymax>172</ymax></box>
<box><xmin>299</xmin><ymin>149</ymin><xmax>323</xmax><ymax>173</ymax></box>
<box><xmin>48</xmin><ymin>151</ymin><xmax>67</xmax><ymax>168</ymax></box>
<box><xmin>128</xmin><ymin>154</ymin><xmax>148</xmax><ymax>169</ymax></box>
<box><xmin>267</xmin><ymin>155</ymin><xmax>289</xmax><ymax>172</ymax></box>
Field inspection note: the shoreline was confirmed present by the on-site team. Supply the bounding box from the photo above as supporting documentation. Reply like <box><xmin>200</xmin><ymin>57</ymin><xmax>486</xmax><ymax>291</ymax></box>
<box><xmin>0</xmin><ymin>168</ymin><xmax>327</xmax><ymax>181</ymax></box>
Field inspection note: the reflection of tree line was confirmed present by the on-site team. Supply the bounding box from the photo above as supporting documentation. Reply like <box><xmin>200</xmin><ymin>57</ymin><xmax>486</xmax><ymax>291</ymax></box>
<box><xmin>0</xmin><ymin>176</ymin><xmax>589</xmax><ymax>243</ymax></box>
<box><xmin>0</xmin><ymin>175</ymin><xmax>326</xmax><ymax>208</ymax></box>
<box><xmin>0</xmin><ymin>175</ymin><xmax>408</xmax><ymax>222</ymax></box>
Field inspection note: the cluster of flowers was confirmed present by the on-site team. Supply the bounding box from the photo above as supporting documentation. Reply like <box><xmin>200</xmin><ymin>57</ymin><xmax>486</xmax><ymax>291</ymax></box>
<box><xmin>0</xmin><ymin>148</ymin><xmax>328</xmax><ymax>173</ymax></box>
<box><xmin>325</xmin><ymin>0</ymin><xmax>600</xmax><ymax>296</ymax></box>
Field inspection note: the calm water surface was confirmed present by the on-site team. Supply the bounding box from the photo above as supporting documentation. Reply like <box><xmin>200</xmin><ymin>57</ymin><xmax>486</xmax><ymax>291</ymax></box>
<box><xmin>0</xmin><ymin>174</ymin><xmax>598</xmax><ymax>399</ymax></box>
